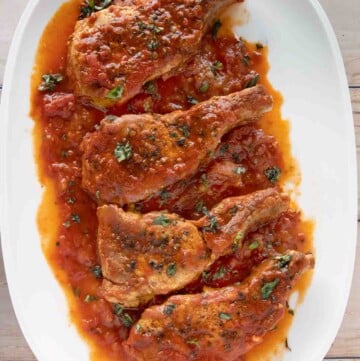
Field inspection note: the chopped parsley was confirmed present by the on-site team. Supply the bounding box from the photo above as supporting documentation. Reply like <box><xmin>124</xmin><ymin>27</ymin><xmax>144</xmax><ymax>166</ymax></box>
<box><xmin>218</xmin><ymin>312</ymin><xmax>231</xmax><ymax>321</ymax></box>
<box><xmin>233</xmin><ymin>231</ymin><xmax>244</xmax><ymax>250</ymax></box>
<box><xmin>67</xmin><ymin>197</ymin><xmax>76</xmax><ymax>205</ymax></box>
<box><xmin>163</xmin><ymin>303</ymin><xmax>176</xmax><ymax>316</ymax></box>
<box><xmin>245</xmin><ymin>74</ymin><xmax>260</xmax><ymax>88</ymax></box>
<box><xmin>195</xmin><ymin>201</ymin><xmax>209</xmax><ymax>215</ymax></box>
<box><xmin>144</xmin><ymin>81</ymin><xmax>157</xmax><ymax>96</ymax></box>
<box><xmin>229</xmin><ymin>205</ymin><xmax>238</xmax><ymax>216</ymax></box>
<box><xmin>106</xmin><ymin>85</ymin><xmax>124</xmax><ymax>100</ymax></box>
<box><xmin>219</xmin><ymin>144</ymin><xmax>229</xmax><ymax>155</ymax></box>
<box><xmin>179</xmin><ymin>125</ymin><xmax>190</xmax><ymax>138</ymax></box>
<box><xmin>212</xmin><ymin>266</ymin><xmax>227</xmax><ymax>280</ymax></box>
<box><xmin>276</xmin><ymin>254</ymin><xmax>292</xmax><ymax>268</ymax></box>
<box><xmin>202</xmin><ymin>215</ymin><xmax>220</xmax><ymax>233</ymax></box>
<box><xmin>256</xmin><ymin>42</ymin><xmax>264</xmax><ymax>50</ymax></box>
<box><xmin>38</xmin><ymin>73</ymin><xmax>63</xmax><ymax>91</ymax></box>
<box><xmin>265</xmin><ymin>166</ymin><xmax>281</xmax><ymax>183</ymax></box>
<box><xmin>114</xmin><ymin>142</ymin><xmax>132</xmax><ymax>162</ymax></box>
<box><xmin>233</xmin><ymin>166</ymin><xmax>246</xmax><ymax>175</ymax></box>
<box><xmin>210</xmin><ymin>60</ymin><xmax>223</xmax><ymax>75</ymax></box>
<box><xmin>91</xmin><ymin>265</ymin><xmax>102</xmax><ymax>279</ymax></box>
<box><xmin>248</xmin><ymin>240</ymin><xmax>259</xmax><ymax>250</ymax></box>
<box><xmin>147</xmin><ymin>39</ymin><xmax>159</xmax><ymax>51</ymax></box>
<box><xmin>166</xmin><ymin>262</ymin><xmax>177</xmax><ymax>276</ymax></box>
<box><xmin>186</xmin><ymin>95</ymin><xmax>199</xmax><ymax>105</ymax></box>
<box><xmin>159</xmin><ymin>189</ymin><xmax>170</xmax><ymax>204</ymax></box>
<box><xmin>121</xmin><ymin>313</ymin><xmax>134</xmax><ymax>327</ymax></box>
<box><xmin>113</xmin><ymin>303</ymin><xmax>123</xmax><ymax>316</ymax></box>
<box><xmin>261</xmin><ymin>279</ymin><xmax>279</xmax><ymax>299</ymax></box>
<box><xmin>187</xmin><ymin>339</ymin><xmax>200</xmax><ymax>347</ymax></box>
<box><xmin>71</xmin><ymin>213</ymin><xmax>81</xmax><ymax>224</ymax></box>
<box><xmin>176</xmin><ymin>138</ymin><xmax>186</xmax><ymax>147</ymax></box>
<box><xmin>201</xmin><ymin>173</ymin><xmax>208</xmax><ymax>186</ymax></box>
<box><xmin>79</xmin><ymin>0</ymin><xmax>112</xmax><ymax>19</ymax></box>
<box><xmin>152</xmin><ymin>214</ymin><xmax>171</xmax><ymax>227</ymax></box>
<box><xmin>212</xmin><ymin>20</ymin><xmax>222</xmax><ymax>39</ymax></box>
<box><xmin>242</xmin><ymin>55</ymin><xmax>250</xmax><ymax>67</ymax></box>
<box><xmin>84</xmin><ymin>294</ymin><xmax>97</xmax><ymax>302</ymax></box>
<box><xmin>199</xmin><ymin>81</ymin><xmax>210</xmax><ymax>93</ymax></box>
<box><xmin>285</xmin><ymin>338</ymin><xmax>292</xmax><ymax>351</ymax></box>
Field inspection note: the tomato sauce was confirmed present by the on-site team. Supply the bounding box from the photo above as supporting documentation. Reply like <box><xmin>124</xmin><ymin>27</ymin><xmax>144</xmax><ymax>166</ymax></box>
<box><xmin>31</xmin><ymin>1</ymin><xmax>314</xmax><ymax>360</ymax></box>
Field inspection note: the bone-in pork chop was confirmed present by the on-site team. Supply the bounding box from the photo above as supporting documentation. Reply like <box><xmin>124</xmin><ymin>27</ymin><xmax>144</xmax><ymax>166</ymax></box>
<box><xmin>124</xmin><ymin>250</ymin><xmax>314</xmax><ymax>361</ymax></box>
<box><xmin>81</xmin><ymin>86</ymin><xmax>273</xmax><ymax>206</ymax></box>
<box><xmin>68</xmin><ymin>0</ymin><xmax>242</xmax><ymax>106</ymax></box>
<box><xmin>97</xmin><ymin>188</ymin><xmax>288</xmax><ymax>306</ymax></box>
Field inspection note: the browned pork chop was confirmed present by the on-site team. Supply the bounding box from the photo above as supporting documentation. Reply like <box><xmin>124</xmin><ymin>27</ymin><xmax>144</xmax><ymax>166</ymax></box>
<box><xmin>97</xmin><ymin>189</ymin><xmax>288</xmax><ymax>306</ymax></box>
<box><xmin>124</xmin><ymin>250</ymin><xmax>314</xmax><ymax>361</ymax></box>
<box><xmin>68</xmin><ymin>0</ymin><xmax>242</xmax><ymax>106</ymax></box>
<box><xmin>81</xmin><ymin>86</ymin><xmax>273</xmax><ymax>206</ymax></box>
<box><xmin>97</xmin><ymin>205</ymin><xmax>210</xmax><ymax>307</ymax></box>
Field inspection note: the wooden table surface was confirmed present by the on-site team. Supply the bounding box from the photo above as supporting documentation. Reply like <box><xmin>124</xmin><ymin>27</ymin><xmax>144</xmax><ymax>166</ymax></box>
<box><xmin>0</xmin><ymin>0</ymin><xmax>359</xmax><ymax>360</ymax></box>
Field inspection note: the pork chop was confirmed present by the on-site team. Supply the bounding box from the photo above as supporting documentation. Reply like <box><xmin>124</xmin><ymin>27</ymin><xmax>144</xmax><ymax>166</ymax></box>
<box><xmin>97</xmin><ymin>188</ymin><xmax>288</xmax><ymax>306</ymax></box>
<box><xmin>68</xmin><ymin>0</ymin><xmax>242</xmax><ymax>107</ymax></box>
<box><xmin>81</xmin><ymin>86</ymin><xmax>273</xmax><ymax>206</ymax></box>
<box><xmin>124</xmin><ymin>250</ymin><xmax>314</xmax><ymax>361</ymax></box>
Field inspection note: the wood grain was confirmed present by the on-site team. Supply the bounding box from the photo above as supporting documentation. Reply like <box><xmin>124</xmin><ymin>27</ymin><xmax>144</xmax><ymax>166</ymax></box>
<box><xmin>0</xmin><ymin>0</ymin><xmax>359</xmax><ymax>360</ymax></box>
<box><xmin>315</xmin><ymin>0</ymin><xmax>360</xmax><ymax>86</ymax></box>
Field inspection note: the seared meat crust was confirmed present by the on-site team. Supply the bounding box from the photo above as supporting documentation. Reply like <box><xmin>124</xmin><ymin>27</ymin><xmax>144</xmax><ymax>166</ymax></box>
<box><xmin>68</xmin><ymin>0</ymin><xmax>241</xmax><ymax>106</ymax></box>
<box><xmin>81</xmin><ymin>86</ymin><xmax>273</xmax><ymax>206</ymax></box>
<box><xmin>97</xmin><ymin>189</ymin><xmax>288</xmax><ymax>306</ymax></box>
<box><xmin>124</xmin><ymin>250</ymin><xmax>314</xmax><ymax>361</ymax></box>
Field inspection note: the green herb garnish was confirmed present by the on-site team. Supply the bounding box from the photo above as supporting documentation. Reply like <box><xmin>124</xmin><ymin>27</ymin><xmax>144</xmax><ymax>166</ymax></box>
<box><xmin>219</xmin><ymin>312</ymin><xmax>231</xmax><ymax>320</ymax></box>
<box><xmin>38</xmin><ymin>73</ymin><xmax>63</xmax><ymax>91</ymax></box>
<box><xmin>212</xmin><ymin>20</ymin><xmax>222</xmax><ymax>39</ymax></box>
<box><xmin>212</xmin><ymin>266</ymin><xmax>227</xmax><ymax>280</ymax></box>
<box><xmin>84</xmin><ymin>294</ymin><xmax>97</xmax><ymax>302</ymax></box>
<box><xmin>152</xmin><ymin>214</ymin><xmax>171</xmax><ymax>227</ymax></box>
<box><xmin>187</xmin><ymin>339</ymin><xmax>200</xmax><ymax>347</ymax></box>
<box><xmin>166</xmin><ymin>262</ymin><xmax>177</xmax><ymax>276</ymax></box>
<box><xmin>202</xmin><ymin>216</ymin><xmax>220</xmax><ymax>233</ymax></box>
<box><xmin>199</xmin><ymin>81</ymin><xmax>210</xmax><ymax>93</ymax></box>
<box><xmin>114</xmin><ymin>142</ymin><xmax>132</xmax><ymax>162</ymax></box>
<box><xmin>106</xmin><ymin>85</ymin><xmax>124</xmax><ymax>100</ymax></box>
<box><xmin>163</xmin><ymin>303</ymin><xmax>176</xmax><ymax>316</ymax></box>
<box><xmin>71</xmin><ymin>214</ymin><xmax>81</xmax><ymax>224</ymax></box>
<box><xmin>245</xmin><ymin>74</ymin><xmax>260</xmax><ymax>88</ymax></box>
<box><xmin>264</xmin><ymin>166</ymin><xmax>281</xmax><ymax>183</ymax></box>
<box><xmin>233</xmin><ymin>166</ymin><xmax>246</xmax><ymax>175</ymax></box>
<box><xmin>91</xmin><ymin>265</ymin><xmax>102</xmax><ymax>279</ymax></box>
<box><xmin>179</xmin><ymin>125</ymin><xmax>190</xmax><ymax>138</ymax></box>
<box><xmin>276</xmin><ymin>254</ymin><xmax>292</xmax><ymax>268</ymax></box>
<box><xmin>144</xmin><ymin>81</ymin><xmax>157</xmax><ymax>96</ymax></box>
<box><xmin>261</xmin><ymin>279</ymin><xmax>279</xmax><ymax>299</ymax></box>
<box><xmin>186</xmin><ymin>95</ymin><xmax>199</xmax><ymax>105</ymax></box>
<box><xmin>210</xmin><ymin>60</ymin><xmax>223</xmax><ymax>75</ymax></box>
<box><xmin>233</xmin><ymin>231</ymin><xmax>244</xmax><ymax>250</ymax></box>
<box><xmin>242</xmin><ymin>55</ymin><xmax>250</xmax><ymax>67</ymax></box>
<box><xmin>121</xmin><ymin>313</ymin><xmax>133</xmax><ymax>327</ymax></box>
<box><xmin>113</xmin><ymin>303</ymin><xmax>123</xmax><ymax>316</ymax></box>
<box><xmin>147</xmin><ymin>39</ymin><xmax>159</xmax><ymax>51</ymax></box>
<box><xmin>248</xmin><ymin>240</ymin><xmax>259</xmax><ymax>250</ymax></box>
<box><xmin>79</xmin><ymin>0</ymin><xmax>112</xmax><ymax>19</ymax></box>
